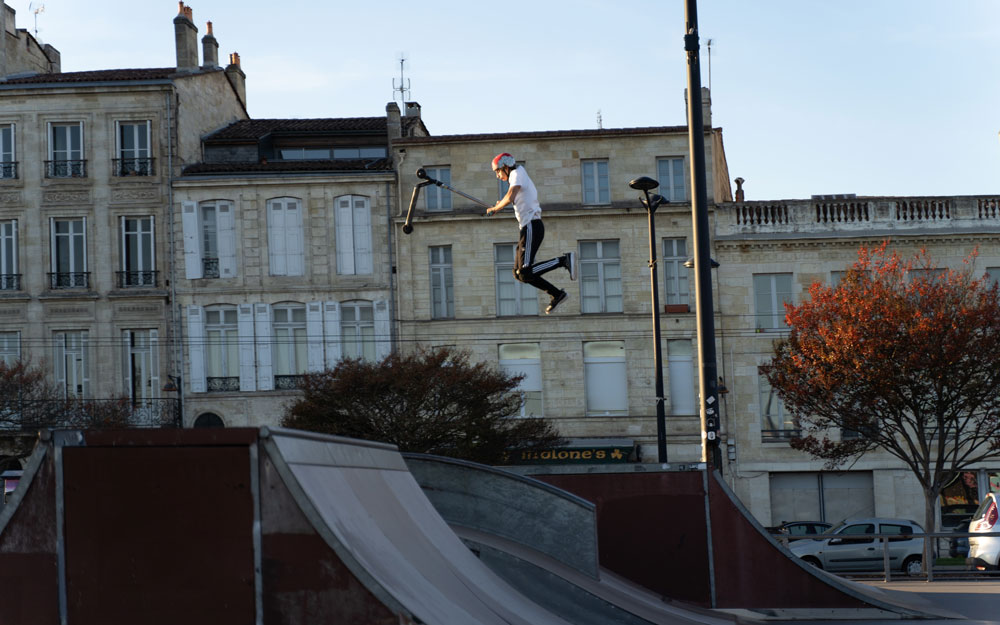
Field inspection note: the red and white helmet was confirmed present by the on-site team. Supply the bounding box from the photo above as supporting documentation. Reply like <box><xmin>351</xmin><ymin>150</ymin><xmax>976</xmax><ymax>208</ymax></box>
<box><xmin>491</xmin><ymin>152</ymin><xmax>516</xmax><ymax>171</ymax></box>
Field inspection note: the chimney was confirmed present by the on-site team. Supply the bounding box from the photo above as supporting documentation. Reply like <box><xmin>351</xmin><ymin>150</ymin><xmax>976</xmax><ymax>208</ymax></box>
<box><xmin>683</xmin><ymin>87</ymin><xmax>712</xmax><ymax>128</ymax></box>
<box><xmin>404</xmin><ymin>101</ymin><xmax>421</xmax><ymax>119</ymax></box>
<box><xmin>201</xmin><ymin>21</ymin><xmax>218</xmax><ymax>68</ymax></box>
<box><xmin>174</xmin><ymin>2</ymin><xmax>199</xmax><ymax>70</ymax></box>
<box><xmin>386</xmin><ymin>102</ymin><xmax>401</xmax><ymax>140</ymax></box>
<box><xmin>225</xmin><ymin>52</ymin><xmax>246</xmax><ymax>107</ymax></box>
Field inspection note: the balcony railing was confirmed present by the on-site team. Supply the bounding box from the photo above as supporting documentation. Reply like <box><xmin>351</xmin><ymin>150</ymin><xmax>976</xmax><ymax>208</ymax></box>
<box><xmin>274</xmin><ymin>375</ymin><xmax>304</xmax><ymax>390</ymax></box>
<box><xmin>0</xmin><ymin>398</ymin><xmax>181</xmax><ymax>431</ymax></box>
<box><xmin>0</xmin><ymin>274</ymin><xmax>20</xmax><ymax>291</ymax></box>
<box><xmin>49</xmin><ymin>272</ymin><xmax>90</xmax><ymax>289</ymax></box>
<box><xmin>113</xmin><ymin>157</ymin><xmax>154</xmax><ymax>177</ymax></box>
<box><xmin>0</xmin><ymin>162</ymin><xmax>17</xmax><ymax>179</ymax></box>
<box><xmin>720</xmin><ymin>195</ymin><xmax>1000</xmax><ymax>237</ymax></box>
<box><xmin>202</xmin><ymin>257</ymin><xmax>219</xmax><ymax>279</ymax></box>
<box><xmin>116</xmin><ymin>270</ymin><xmax>159</xmax><ymax>289</ymax></box>
<box><xmin>206</xmin><ymin>376</ymin><xmax>239</xmax><ymax>392</ymax></box>
<box><xmin>45</xmin><ymin>160</ymin><xmax>87</xmax><ymax>178</ymax></box>
<box><xmin>761</xmin><ymin>428</ymin><xmax>800</xmax><ymax>442</ymax></box>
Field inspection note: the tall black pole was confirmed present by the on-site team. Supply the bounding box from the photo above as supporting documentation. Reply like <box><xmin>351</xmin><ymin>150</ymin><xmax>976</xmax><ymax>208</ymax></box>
<box><xmin>684</xmin><ymin>0</ymin><xmax>722</xmax><ymax>471</ymax></box>
<box><xmin>647</xmin><ymin>204</ymin><xmax>668</xmax><ymax>462</ymax></box>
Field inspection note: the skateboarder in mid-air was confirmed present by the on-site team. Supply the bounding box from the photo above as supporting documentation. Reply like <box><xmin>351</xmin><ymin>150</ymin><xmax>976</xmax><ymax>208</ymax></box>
<box><xmin>486</xmin><ymin>153</ymin><xmax>576</xmax><ymax>314</ymax></box>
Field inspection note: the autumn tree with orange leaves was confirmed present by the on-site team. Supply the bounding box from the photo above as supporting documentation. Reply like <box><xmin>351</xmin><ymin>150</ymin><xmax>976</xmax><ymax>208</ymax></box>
<box><xmin>762</xmin><ymin>243</ymin><xmax>1000</xmax><ymax>557</ymax></box>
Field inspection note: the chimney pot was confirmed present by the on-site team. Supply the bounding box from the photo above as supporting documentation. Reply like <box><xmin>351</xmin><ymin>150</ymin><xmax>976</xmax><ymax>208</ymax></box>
<box><xmin>229</xmin><ymin>52</ymin><xmax>240</xmax><ymax>66</ymax></box>
<box><xmin>207</xmin><ymin>21</ymin><xmax>213</xmax><ymax>35</ymax></box>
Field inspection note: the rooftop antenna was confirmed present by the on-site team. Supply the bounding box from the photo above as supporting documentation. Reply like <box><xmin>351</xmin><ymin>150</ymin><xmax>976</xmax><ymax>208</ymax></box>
<box><xmin>28</xmin><ymin>2</ymin><xmax>44</xmax><ymax>38</ymax></box>
<box><xmin>706</xmin><ymin>38</ymin><xmax>713</xmax><ymax>92</ymax></box>
<box><xmin>393</xmin><ymin>54</ymin><xmax>411</xmax><ymax>109</ymax></box>
<box><xmin>596</xmin><ymin>109</ymin><xmax>603</xmax><ymax>129</ymax></box>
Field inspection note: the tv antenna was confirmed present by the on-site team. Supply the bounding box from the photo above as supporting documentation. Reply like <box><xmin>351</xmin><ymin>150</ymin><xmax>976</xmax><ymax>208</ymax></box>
<box><xmin>392</xmin><ymin>54</ymin><xmax>411</xmax><ymax>108</ymax></box>
<box><xmin>28</xmin><ymin>2</ymin><xmax>44</xmax><ymax>38</ymax></box>
<box><xmin>706</xmin><ymin>38</ymin><xmax>714</xmax><ymax>92</ymax></box>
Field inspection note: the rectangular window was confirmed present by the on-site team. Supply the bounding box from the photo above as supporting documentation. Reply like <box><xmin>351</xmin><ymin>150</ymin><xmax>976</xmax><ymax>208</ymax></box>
<box><xmin>499</xmin><ymin>343</ymin><xmax>542</xmax><ymax>417</ymax></box>
<box><xmin>181</xmin><ymin>201</ymin><xmax>237</xmax><ymax>280</ymax></box>
<box><xmin>335</xmin><ymin>195</ymin><xmax>373</xmax><ymax>275</ymax></box>
<box><xmin>494</xmin><ymin>243</ymin><xmax>538</xmax><ymax>316</ymax></box>
<box><xmin>987</xmin><ymin>267</ymin><xmax>1000</xmax><ymax>287</ymax></box>
<box><xmin>267</xmin><ymin>197</ymin><xmax>305</xmax><ymax>276</ymax></box>
<box><xmin>279</xmin><ymin>147</ymin><xmax>331</xmax><ymax>160</ymax></box>
<box><xmin>50</xmin><ymin>218</ymin><xmax>88</xmax><ymax>289</ymax></box>
<box><xmin>581</xmin><ymin>160</ymin><xmax>610</xmax><ymax>205</ymax></box>
<box><xmin>341</xmin><ymin>301</ymin><xmax>375</xmax><ymax>361</ymax></box>
<box><xmin>116</xmin><ymin>121</ymin><xmax>152</xmax><ymax>176</ymax></box>
<box><xmin>0</xmin><ymin>220</ymin><xmax>18</xmax><ymax>290</ymax></box>
<box><xmin>0</xmin><ymin>124</ymin><xmax>15</xmax><ymax>179</ymax></box>
<box><xmin>0</xmin><ymin>331</ymin><xmax>19</xmax><ymax>365</ymax></box>
<box><xmin>122</xmin><ymin>329</ymin><xmax>159</xmax><ymax>401</ymax></box>
<box><xmin>273</xmin><ymin>304</ymin><xmax>308</xmax><ymax>377</ymax></box>
<box><xmin>662</xmin><ymin>238</ymin><xmax>689</xmax><ymax>307</ymax></box>
<box><xmin>205</xmin><ymin>306</ymin><xmax>239</xmax><ymax>391</ymax></box>
<box><xmin>753</xmin><ymin>273</ymin><xmax>793</xmax><ymax>330</ymax></box>
<box><xmin>584</xmin><ymin>341</ymin><xmax>627</xmax><ymax>416</ymax></box>
<box><xmin>54</xmin><ymin>330</ymin><xmax>89</xmax><ymax>399</ymax></box>
<box><xmin>120</xmin><ymin>216</ymin><xmax>156</xmax><ymax>287</ymax></box>
<box><xmin>425</xmin><ymin>166</ymin><xmax>452</xmax><ymax>211</ymax></box>
<box><xmin>760</xmin><ymin>371</ymin><xmax>796</xmax><ymax>441</ymax></box>
<box><xmin>656</xmin><ymin>157</ymin><xmax>686</xmax><ymax>202</ymax></box>
<box><xmin>667</xmin><ymin>339</ymin><xmax>696</xmax><ymax>415</ymax></box>
<box><xmin>48</xmin><ymin>122</ymin><xmax>85</xmax><ymax>177</ymax></box>
<box><xmin>430</xmin><ymin>246</ymin><xmax>454</xmax><ymax>319</ymax></box>
<box><xmin>580</xmin><ymin>240</ymin><xmax>622</xmax><ymax>313</ymax></box>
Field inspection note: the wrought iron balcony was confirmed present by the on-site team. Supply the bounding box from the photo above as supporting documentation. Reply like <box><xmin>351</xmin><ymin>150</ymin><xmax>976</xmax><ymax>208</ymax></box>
<box><xmin>761</xmin><ymin>428</ymin><xmax>801</xmax><ymax>443</ymax></box>
<box><xmin>202</xmin><ymin>257</ymin><xmax>219</xmax><ymax>279</ymax></box>
<box><xmin>0</xmin><ymin>274</ymin><xmax>20</xmax><ymax>291</ymax></box>
<box><xmin>49</xmin><ymin>272</ymin><xmax>90</xmax><ymax>289</ymax></box>
<box><xmin>274</xmin><ymin>375</ymin><xmax>305</xmax><ymax>390</ymax></box>
<box><xmin>206</xmin><ymin>376</ymin><xmax>239</xmax><ymax>392</ymax></box>
<box><xmin>0</xmin><ymin>398</ymin><xmax>181</xmax><ymax>431</ymax></box>
<box><xmin>0</xmin><ymin>162</ymin><xmax>17</xmax><ymax>179</ymax></box>
<box><xmin>116</xmin><ymin>270</ymin><xmax>159</xmax><ymax>288</ymax></box>
<box><xmin>45</xmin><ymin>159</ymin><xmax>87</xmax><ymax>178</ymax></box>
<box><xmin>113</xmin><ymin>157</ymin><xmax>154</xmax><ymax>177</ymax></box>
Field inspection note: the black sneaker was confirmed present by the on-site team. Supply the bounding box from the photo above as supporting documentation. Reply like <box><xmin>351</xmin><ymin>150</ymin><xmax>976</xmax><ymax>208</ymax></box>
<box><xmin>546</xmin><ymin>290</ymin><xmax>568</xmax><ymax>314</ymax></box>
<box><xmin>565</xmin><ymin>252</ymin><xmax>577</xmax><ymax>281</ymax></box>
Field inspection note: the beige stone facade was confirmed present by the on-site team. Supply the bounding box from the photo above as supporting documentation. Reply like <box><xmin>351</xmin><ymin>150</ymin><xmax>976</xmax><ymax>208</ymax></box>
<box><xmin>713</xmin><ymin>196</ymin><xmax>1000</xmax><ymax>526</ymax></box>
<box><xmin>392</xmin><ymin>124</ymin><xmax>731</xmax><ymax>463</ymax></box>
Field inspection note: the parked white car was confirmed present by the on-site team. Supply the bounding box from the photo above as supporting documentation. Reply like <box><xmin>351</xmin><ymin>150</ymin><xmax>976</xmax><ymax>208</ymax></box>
<box><xmin>789</xmin><ymin>518</ymin><xmax>926</xmax><ymax>575</ymax></box>
<box><xmin>967</xmin><ymin>492</ymin><xmax>999</xmax><ymax>570</ymax></box>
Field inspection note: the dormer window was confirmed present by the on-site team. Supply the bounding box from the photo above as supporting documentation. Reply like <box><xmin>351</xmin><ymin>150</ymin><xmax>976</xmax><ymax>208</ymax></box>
<box><xmin>279</xmin><ymin>148</ymin><xmax>331</xmax><ymax>160</ymax></box>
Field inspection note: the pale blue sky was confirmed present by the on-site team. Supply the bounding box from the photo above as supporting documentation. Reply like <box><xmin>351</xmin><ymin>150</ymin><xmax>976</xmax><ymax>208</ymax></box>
<box><xmin>11</xmin><ymin>0</ymin><xmax>1000</xmax><ymax>200</ymax></box>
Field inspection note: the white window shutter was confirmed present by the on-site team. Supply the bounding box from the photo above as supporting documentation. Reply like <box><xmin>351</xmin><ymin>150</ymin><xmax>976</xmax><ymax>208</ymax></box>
<box><xmin>287</xmin><ymin>201</ymin><xmax>304</xmax><ymax>276</ymax></box>
<box><xmin>80</xmin><ymin>332</ymin><xmax>90</xmax><ymax>397</ymax></box>
<box><xmin>353</xmin><ymin>197</ymin><xmax>373</xmax><ymax>275</ymax></box>
<box><xmin>254</xmin><ymin>303</ymin><xmax>273</xmax><ymax>391</ymax></box>
<box><xmin>323</xmin><ymin>301</ymin><xmax>341</xmax><ymax>367</ymax></box>
<box><xmin>268</xmin><ymin>201</ymin><xmax>286</xmax><ymax>276</ymax></box>
<box><xmin>53</xmin><ymin>333</ymin><xmax>67</xmax><ymax>396</ymax></box>
<box><xmin>187</xmin><ymin>306</ymin><xmax>206</xmax><ymax>393</ymax></box>
<box><xmin>306</xmin><ymin>302</ymin><xmax>324</xmax><ymax>372</ymax></box>
<box><xmin>121</xmin><ymin>330</ymin><xmax>131</xmax><ymax>395</ymax></box>
<box><xmin>238</xmin><ymin>304</ymin><xmax>256</xmax><ymax>391</ymax></box>
<box><xmin>149</xmin><ymin>329</ymin><xmax>160</xmax><ymax>396</ymax></box>
<box><xmin>181</xmin><ymin>201</ymin><xmax>202</xmax><ymax>279</ymax></box>
<box><xmin>217</xmin><ymin>202</ymin><xmax>237</xmax><ymax>278</ymax></box>
<box><xmin>335</xmin><ymin>197</ymin><xmax>355</xmax><ymax>275</ymax></box>
<box><xmin>374</xmin><ymin>299</ymin><xmax>391</xmax><ymax>360</ymax></box>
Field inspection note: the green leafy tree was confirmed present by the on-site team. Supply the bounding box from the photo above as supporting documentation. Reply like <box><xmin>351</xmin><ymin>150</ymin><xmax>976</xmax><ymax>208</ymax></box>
<box><xmin>762</xmin><ymin>243</ymin><xmax>1000</xmax><ymax>568</ymax></box>
<box><xmin>281</xmin><ymin>346</ymin><xmax>563</xmax><ymax>464</ymax></box>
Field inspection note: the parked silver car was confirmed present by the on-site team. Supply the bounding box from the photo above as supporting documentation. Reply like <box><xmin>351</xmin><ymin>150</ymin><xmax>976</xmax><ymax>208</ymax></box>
<box><xmin>967</xmin><ymin>492</ymin><xmax>999</xmax><ymax>570</ymax></box>
<box><xmin>789</xmin><ymin>518</ymin><xmax>927</xmax><ymax>575</ymax></box>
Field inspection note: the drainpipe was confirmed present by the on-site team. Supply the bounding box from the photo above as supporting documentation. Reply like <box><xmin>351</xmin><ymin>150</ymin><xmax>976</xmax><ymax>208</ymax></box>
<box><xmin>385</xmin><ymin>181</ymin><xmax>397</xmax><ymax>353</ymax></box>
<box><xmin>165</xmin><ymin>89</ymin><xmax>185</xmax><ymax>426</ymax></box>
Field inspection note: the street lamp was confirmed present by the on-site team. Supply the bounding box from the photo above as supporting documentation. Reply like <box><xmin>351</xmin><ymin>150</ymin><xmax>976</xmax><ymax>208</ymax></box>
<box><xmin>629</xmin><ymin>176</ymin><xmax>669</xmax><ymax>463</ymax></box>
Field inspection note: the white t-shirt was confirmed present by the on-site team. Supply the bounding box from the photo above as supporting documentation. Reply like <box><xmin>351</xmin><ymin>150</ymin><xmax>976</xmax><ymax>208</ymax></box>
<box><xmin>508</xmin><ymin>165</ymin><xmax>542</xmax><ymax>227</ymax></box>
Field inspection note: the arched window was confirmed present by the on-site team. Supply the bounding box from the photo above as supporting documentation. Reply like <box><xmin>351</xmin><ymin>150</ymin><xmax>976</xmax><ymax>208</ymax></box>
<box><xmin>193</xmin><ymin>412</ymin><xmax>224</xmax><ymax>428</ymax></box>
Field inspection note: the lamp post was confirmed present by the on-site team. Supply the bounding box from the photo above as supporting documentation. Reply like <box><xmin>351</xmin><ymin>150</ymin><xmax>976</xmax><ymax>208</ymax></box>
<box><xmin>629</xmin><ymin>176</ymin><xmax>669</xmax><ymax>463</ymax></box>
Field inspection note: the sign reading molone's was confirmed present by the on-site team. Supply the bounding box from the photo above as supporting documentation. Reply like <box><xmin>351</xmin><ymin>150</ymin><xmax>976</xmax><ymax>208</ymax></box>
<box><xmin>511</xmin><ymin>444</ymin><xmax>635</xmax><ymax>465</ymax></box>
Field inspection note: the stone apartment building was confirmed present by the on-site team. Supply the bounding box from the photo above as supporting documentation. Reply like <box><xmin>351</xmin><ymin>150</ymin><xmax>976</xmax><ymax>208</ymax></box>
<box><xmin>0</xmin><ymin>3</ymin><xmax>246</xmax><ymax>444</ymax></box>
<box><xmin>391</xmin><ymin>91</ymin><xmax>733</xmax><ymax>464</ymax></box>
<box><xmin>712</xmin><ymin>194</ymin><xmax>1000</xmax><ymax>527</ymax></box>
<box><xmin>171</xmin><ymin>103</ymin><xmax>428</xmax><ymax>427</ymax></box>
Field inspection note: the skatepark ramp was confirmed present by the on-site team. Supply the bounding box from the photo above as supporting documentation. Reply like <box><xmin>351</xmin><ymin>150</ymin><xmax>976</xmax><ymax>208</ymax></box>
<box><xmin>0</xmin><ymin>427</ymin><xmax>781</xmax><ymax>625</ymax></box>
